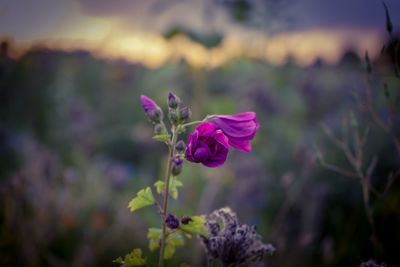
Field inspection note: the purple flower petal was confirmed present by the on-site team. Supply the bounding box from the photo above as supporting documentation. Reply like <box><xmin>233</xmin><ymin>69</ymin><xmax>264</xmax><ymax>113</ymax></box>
<box><xmin>228</xmin><ymin>139</ymin><xmax>251</xmax><ymax>153</ymax></box>
<box><xmin>194</xmin><ymin>146</ymin><xmax>210</xmax><ymax>162</ymax></box>
<box><xmin>212</xmin><ymin>112</ymin><xmax>259</xmax><ymax>153</ymax></box>
<box><xmin>195</xmin><ymin>122</ymin><xmax>218</xmax><ymax>136</ymax></box>
<box><xmin>215</xmin><ymin>111</ymin><xmax>256</xmax><ymax>121</ymax></box>
<box><xmin>185</xmin><ymin>122</ymin><xmax>229</xmax><ymax>168</ymax></box>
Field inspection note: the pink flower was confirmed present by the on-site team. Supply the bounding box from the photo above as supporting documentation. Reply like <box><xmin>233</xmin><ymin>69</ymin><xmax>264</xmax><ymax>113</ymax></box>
<box><xmin>211</xmin><ymin>112</ymin><xmax>259</xmax><ymax>153</ymax></box>
<box><xmin>185</xmin><ymin>122</ymin><xmax>230</xmax><ymax>168</ymax></box>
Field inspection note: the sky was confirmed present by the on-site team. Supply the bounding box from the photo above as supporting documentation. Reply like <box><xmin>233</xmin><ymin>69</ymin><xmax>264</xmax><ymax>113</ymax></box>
<box><xmin>0</xmin><ymin>0</ymin><xmax>399</xmax><ymax>67</ymax></box>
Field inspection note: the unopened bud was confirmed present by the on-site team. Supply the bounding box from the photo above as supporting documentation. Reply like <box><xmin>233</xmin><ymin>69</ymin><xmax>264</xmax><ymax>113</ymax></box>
<box><xmin>179</xmin><ymin>107</ymin><xmax>191</xmax><ymax>122</ymax></box>
<box><xmin>168</xmin><ymin>110</ymin><xmax>179</xmax><ymax>125</ymax></box>
<box><xmin>171</xmin><ymin>156</ymin><xmax>183</xmax><ymax>176</ymax></box>
<box><xmin>154</xmin><ymin>124</ymin><xmax>165</xmax><ymax>134</ymax></box>
<box><xmin>148</xmin><ymin>108</ymin><xmax>163</xmax><ymax>123</ymax></box>
<box><xmin>140</xmin><ymin>95</ymin><xmax>163</xmax><ymax>123</ymax></box>
<box><xmin>181</xmin><ymin>216</ymin><xmax>193</xmax><ymax>225</ymax></box>
<box><xmin>168</xmin><ymin>92</ymin><xmax>181</xmax><ymax>109</ymax></box>
<box><xmin>165</xmin><ymin>213</ymin><xmax>180</xmax><ymax>229</ymax></box>
<box><xmin>175</xmin><ymin>140</ymin><xmax>186</xmax><ymax>153</ymax></box>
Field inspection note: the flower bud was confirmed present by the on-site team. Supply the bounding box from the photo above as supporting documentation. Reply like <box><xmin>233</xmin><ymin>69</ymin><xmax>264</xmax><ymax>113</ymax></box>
<box><xmin>140</xmin><ymin>95</ymin><xmax>163</xmax><ymax>123</ymax></box>
<box><xmin>181</xmin><ymin>216</ymin><xmax>193</xmax><ymax>225</ymax></box>
<box><xmin>179</xmin><ymin>106</ymin><xmax>192</xmax><ymax>122</ymax></box>
<box><xmin>171</xmin><ymin>155</ymin><xmax>183</xmax><ymax>176</ymax></box>
<box><xmin>175</xmin><ymin>140</ymin><xmax>186</xmax><ymax>153</ymax></box>
<box><xmin>165</xmin><ymin>213</ymin><xmax>180</xmax><ymax>229</ymax></box>
<box><xmin>168</xmin><ymin>110</ymin><xmax>179</xmax><ymax>125</ymax></box>
<box><xmin>168</xmin><ymin>92</ymin><xmax>181</xmax><ymax>109</ymax></box>
<box><xmin>154</xmin><ymin>123</ymin><xmax>165</xmax><ymax>135</ymax></box>
<box><xmin>148</xmin><ymin>108</ymin><xmax>163</xmax><ymax>123</ymax></box>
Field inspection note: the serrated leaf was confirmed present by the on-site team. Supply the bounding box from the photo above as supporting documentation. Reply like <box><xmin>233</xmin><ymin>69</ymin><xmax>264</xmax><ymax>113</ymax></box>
<box><xmin>180</xmin><ymin>216</ymin><xmax>208</xmax><ymax>238</ymax></box>
<box><xmin>168</xmin><ymin>231</ymin><xmax>185</xmax><ymax>247</ymax></box>
<box><xmin>113</xmin><ymin>257</ymin><xmax>124</xmax><ymax>264</ymax></box>
<box><xmin>128</xmin><ymin>187</ymin><xmax>155</xmax><ymax>213</ymax></box>
<box><xmin>154</xmin><ymin>177</ymin><xmax>183</xmax><ymax>199</ymax></box>
<box><xmin>147</xmin><ymin>228</ymin><xmax>162</xmax><ymax>251</ymax></box>
<box><xmin>154</xmin><ymin>181</ymin><xmax>164</xmax><ymax>195</ymax></box>
<box><xmin>113</xmin><ymin>248</ymin><xmax>146</xmax><ymax>266</ymax></box>
<box><xmin>164</xmin><ymin>231</ymin><xmax>184</xmax><ymax>259</ymax></box>
<box><xmin>152</xmin><ymin>134</ymin><xmax>171</xmax><ymax>143</ymax></box>
<box><xmin>146</xmin><ymin>228</ymin><xmax>185</xmax><ymax>259</ymax></box>
<box><xmin>164</xmin><ymin>244</ymin><xmax>175</xmax><ymax>259</ymax></box>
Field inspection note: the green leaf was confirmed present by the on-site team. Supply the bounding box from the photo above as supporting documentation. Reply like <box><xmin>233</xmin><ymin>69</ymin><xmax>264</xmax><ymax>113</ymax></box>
<box><xmin>167</xmin><ymin>231</ymin><xmax>185</xmax><ymax>247</ymax></box>
<box><xmin>147</xmin><ymin>228</ymin><xmax>162</xmax><ymax>251</ymax></box>
<box><xmin>154</xmin><ymin>177</ymin><xmax>183</xmax><ymax>200</ymax></box>
<box><xmin>146</xmin><ymin>228</ymin><xmax>185</xmax><ymax>259</ymax></box>
<box><xmin>113</xmin><ymin>248</ymin><xmax>146</xmax><ymax>266</ymax></box>
<box><xmin>180</xmin><ymin>216</ymin><xmax>208</xmax><ymax>238</ymax></box>
<box><xmin>164</xmin><ymin>244</ymin><xmax>175</xmax><ymax>260</ymax></box>
<box><xmin>164</xmin><ymin>231</ymin><xmax>184</xmax><ymax>259</ymax></box>
<box><xmin>128</xmin><ymin>187</ymin><xmax>155</xmax><ymax>213</ymax></box>
<box><xmin>154</xmin><ymin>181</ymin><xmax>164</xmax><ymax>195</ymax></box>
<box><xmin>152</xmin><ymin>134</ymin><xmax>170</xmax><ymax>143</ymax></box>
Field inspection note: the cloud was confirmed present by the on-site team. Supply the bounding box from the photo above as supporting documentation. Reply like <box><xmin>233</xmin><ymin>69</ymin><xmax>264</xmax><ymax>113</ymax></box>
<box><xmin>0</xmin><ymin>0</ymin><xmax>397</xmax><ymax>68</ymax></box>
<box><xmin>75</xmin><ymin>0</ymin><xmax>400</xmax><ymax>35</ymax></box>
<box><xmin>0</xmin><ymin>0</ymin><xmax>112</xmax><ymax>42</ymax></box>
<box><xmin>0</xmin><ymin>0</ymin><xmax>72</xmax><ymax>41</ymax></box>
<box><xmin>76</xmin><ymin>0</ymin><xmax>232</xmax><ymax>34</ymax></box>
<box><xmin>285</xmin><ymin>0</ymin><xmax>400</xmax><ymax>31</ymax></box>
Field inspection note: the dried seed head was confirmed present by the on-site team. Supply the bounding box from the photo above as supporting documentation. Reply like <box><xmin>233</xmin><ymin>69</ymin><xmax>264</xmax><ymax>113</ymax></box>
<box><xmin>200</xmin><ymin>207</ymin><xmax>275</xmax><ymax>266</ymax></box>
<box><xmin>359</xmin><ymin>260</ymin><xmax>386</xmax><ymax>267</ymax></box>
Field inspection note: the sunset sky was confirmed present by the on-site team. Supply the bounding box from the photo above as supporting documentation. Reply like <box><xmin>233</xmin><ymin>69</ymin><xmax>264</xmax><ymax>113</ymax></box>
<box><xmin>1</xmin><ymin>0</ymin><xmax>399</xmax><ymax>67</ymax></box>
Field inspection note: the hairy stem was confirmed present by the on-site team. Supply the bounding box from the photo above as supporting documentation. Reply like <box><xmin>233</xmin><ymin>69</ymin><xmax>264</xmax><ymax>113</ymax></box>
<box><xmin>158</xmin><ymin>128</ymin><xmax>178</xmax><ymax>267</ymax></box>
<box><xmin>181</xmin><ymin>114</ymin><xmax>216</xmax><ymax>129</ymax></box>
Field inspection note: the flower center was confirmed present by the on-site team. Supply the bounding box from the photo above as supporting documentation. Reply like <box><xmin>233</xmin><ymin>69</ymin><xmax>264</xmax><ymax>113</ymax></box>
<box><xmin>194</xmin><ymin>147</ymin><xmax>209</xmax><ymax>161</ymax></box>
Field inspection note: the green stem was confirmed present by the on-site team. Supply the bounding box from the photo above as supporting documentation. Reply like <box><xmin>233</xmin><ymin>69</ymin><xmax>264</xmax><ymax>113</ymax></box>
<box><xmin>158</xmin><ymin>127</ymin><xmax>178</xmax><ymax>267</ymax></box>
<box><xmin>180</xmin><ymin>114</ymin><xmax>216</xmax><ymax>129</ymax></box>
<box><xmin>158</xmin><ymin>114</ymin><xmax>215</xmax><ymax>266</ymax></box>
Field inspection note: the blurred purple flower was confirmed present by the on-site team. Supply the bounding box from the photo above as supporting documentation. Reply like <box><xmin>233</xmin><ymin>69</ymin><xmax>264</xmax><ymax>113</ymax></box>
<box><xmin>211</xmin><ymin>112</ymin><xmax>259</xmax><ymax>152</ymax></box>
<box><xmin>185</xmin><ymin>122</ymin><xmax>229</xmax><ymax>168</ymax></box>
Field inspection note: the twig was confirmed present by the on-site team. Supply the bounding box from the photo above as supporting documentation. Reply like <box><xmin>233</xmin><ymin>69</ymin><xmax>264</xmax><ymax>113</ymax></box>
<box><xmin>318</xmin><ymin>157</ymin><xmax>359</xmax><ymax>179</ymax></box>
<box><xmin>365</xmin><ymin>75</ymin><xmax>400</xmax><ymax>156</ymax></box>
<box><xmin>319</xmin><ymin>118</ymin><xmax>377</xmax><ymax>230</ymax></box>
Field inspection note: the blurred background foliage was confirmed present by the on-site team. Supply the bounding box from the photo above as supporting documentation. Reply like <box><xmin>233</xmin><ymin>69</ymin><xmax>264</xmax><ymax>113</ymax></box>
<box><xmin>0</xmin><ymin>30</ymin><xmax>400</xmax><ymax>267</ymax></box>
